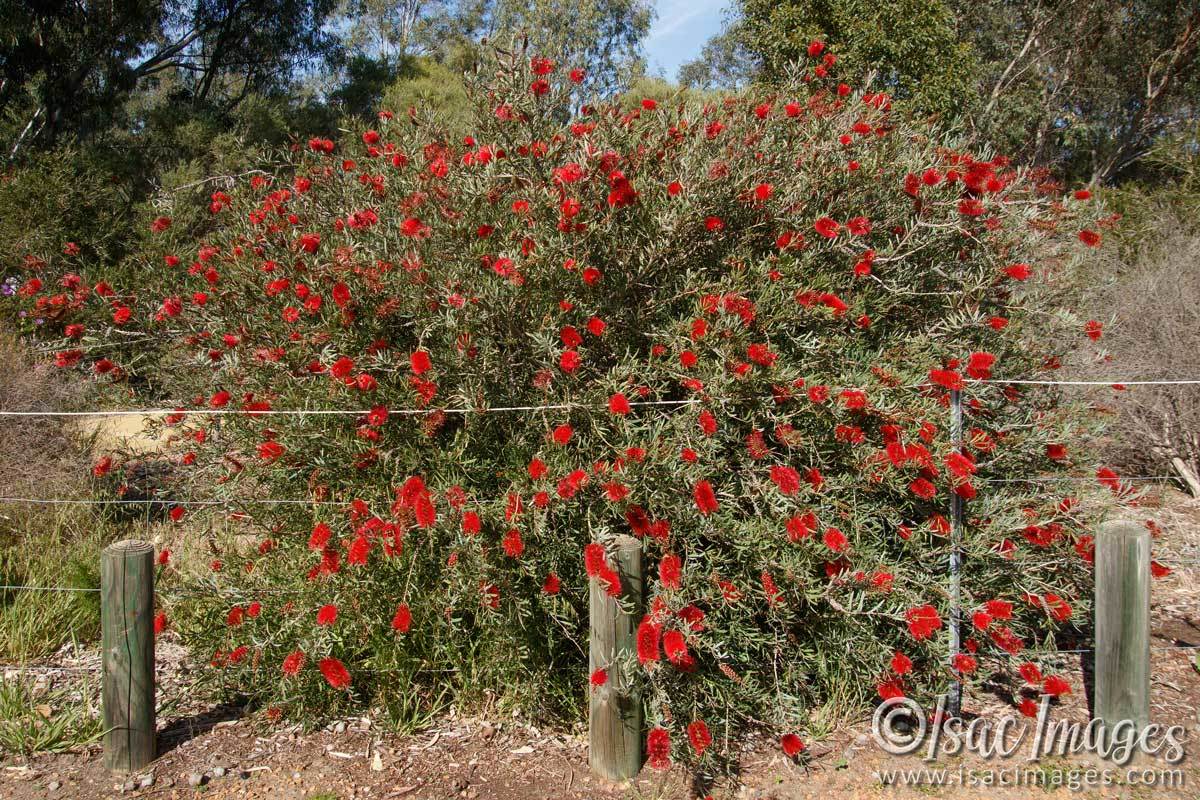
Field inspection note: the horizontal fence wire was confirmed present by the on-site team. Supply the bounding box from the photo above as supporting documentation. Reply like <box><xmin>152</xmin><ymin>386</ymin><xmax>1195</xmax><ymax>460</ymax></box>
<box><xmin>0</xmin><ymin>646</ymin><xmax>1194</xmax><ymax>679</ymax></box>
<box><xmin>0</xmin><ymin>584</ymin><xmax>100</xmax><ymax>593</ymax></box>
<box><xmin>0</xmin><ymin>376</ymin><xmax>1198</xmax><ymax>419</ymax></box>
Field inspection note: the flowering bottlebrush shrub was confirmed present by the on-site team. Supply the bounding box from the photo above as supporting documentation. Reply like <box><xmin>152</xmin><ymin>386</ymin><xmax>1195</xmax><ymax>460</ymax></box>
<box><xmin>7</xmin><ymin>46</ymin><xmax>1130</xmax><ymax>764</ymax></box>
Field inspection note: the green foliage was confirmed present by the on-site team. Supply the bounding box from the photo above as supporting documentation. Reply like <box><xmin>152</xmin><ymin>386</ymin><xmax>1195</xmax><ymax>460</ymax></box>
<box><xmin>739</xmin><ymin>0</ymin><xmax>977</xmax><ymax>119</ymax></box>
<box><xmin>0</xmin><ymin>146</ymin><xmax>134</xmax><ymax>274</ymax></box>
<box><xmin>0</xmin><ymin>510</ymin><xmax>111</xmax><ymax>661</ymax></box>
<box><xmin>10</xmin><ymin>50</ymin><xmax>1119</xmax><ymax>762</ymax></box>
<box><xmin>381</xmin><ymin>57</ymin><xmax>474</xmax><ymax>137</ymax></box>
<box><xmin>0</xmin><ymin>676</ymin><xmax>104</xmax><ymax>755</ymax></box>
<box><xmin>706</xmin><ymin>0</ymin><xmax>1199</xmax><ymax>185</ymax></box>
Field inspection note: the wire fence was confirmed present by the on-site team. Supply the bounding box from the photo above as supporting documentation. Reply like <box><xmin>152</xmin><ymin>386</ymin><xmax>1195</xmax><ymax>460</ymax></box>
<box><xmin>1</xmin><ymin>377</ymin><xmax>1198</xmax><ymax>683</ymax></box>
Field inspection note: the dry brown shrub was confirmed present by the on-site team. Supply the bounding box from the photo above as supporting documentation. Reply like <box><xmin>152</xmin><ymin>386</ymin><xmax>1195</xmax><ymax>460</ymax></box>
<box><xmin>0</xmin><ymin>328</ymin><xmax>90</xmax><ymax>512</ymax></box>
<box><xmin>1077</xmin><ymin>219</ymin><xmax>1200</xmax><ymax>495</ymax></box>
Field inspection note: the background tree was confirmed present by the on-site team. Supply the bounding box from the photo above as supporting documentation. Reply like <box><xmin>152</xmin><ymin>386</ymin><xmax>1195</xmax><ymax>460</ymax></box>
<box><xmin>687</xmin><ymin>0</ymin><xmax>1200</xmax><ymax>184</ymax></box>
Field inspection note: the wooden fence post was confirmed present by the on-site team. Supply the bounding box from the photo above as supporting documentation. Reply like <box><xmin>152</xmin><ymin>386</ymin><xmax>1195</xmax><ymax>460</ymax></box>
<box><xmin>101</xmin><ymin>540</ymin><xmax>156</xmax><ymax>774</ymax></box>
<box><xmin>1094</xmin><ymin>520</ymin><xmax>1150</xmax><ymax>748</ymax></box>
<box><xmin>588</xmin><ymin>535</ymin><xmax>644</xmax><ymax>781</ymax></box>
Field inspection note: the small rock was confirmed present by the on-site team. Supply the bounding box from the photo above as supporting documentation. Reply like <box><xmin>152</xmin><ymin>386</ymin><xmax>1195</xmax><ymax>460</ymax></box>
<box><xmin>121</xmin><ymin>780</ymin><xmax>136</xmax><ymax>792</ymax></box>
<box><xmin>212</xmin><ymin>766</ymin><xmax>227</xmax><ymax>778</ymax></box>
<box><xmin>186</xmin><ymin>773</ymin><xmax>205</xmax><ymax>788</ymax></box>
<box><xmin>291</xmin><ymin>772</ymin><xmax>302</xmax><ymax>781</ymax></box>
<box><xmin>334</xmin><ymin>721</ymin><xmax>347</xmax><ymax>733</ymax></box>
<box><xmin>47</xmin><ymin>781</ymin><xmax>61</xmax><ymax>792</ymax></box>
<box><xmin>137</xmin><ymin>774</ymin><xmax>154</xmax><ymax>789</ymax></box>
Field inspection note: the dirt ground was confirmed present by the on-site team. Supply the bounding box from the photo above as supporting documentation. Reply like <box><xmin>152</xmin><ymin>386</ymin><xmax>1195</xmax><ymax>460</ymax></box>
<box><xmin>3</xmin><ymin>492</ymin><xmax>1198</xmax><ymax>800</ymax></box>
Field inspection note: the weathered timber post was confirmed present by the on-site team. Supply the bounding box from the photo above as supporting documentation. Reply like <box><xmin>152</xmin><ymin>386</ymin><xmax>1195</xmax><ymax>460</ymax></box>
<box><xmin>588</xmin><ymin>535</ymin><xmax>644</xmax><ymax>780</ymax></box>
<box><xmin>1095</xmin><ymin>520</ymin><xmax>1150</xmax><ymax>749</ymax></box>
<box><xmin>101</xmin><ymin>540</ymin><xmax>156</xmax><ymax>773</ymax></box>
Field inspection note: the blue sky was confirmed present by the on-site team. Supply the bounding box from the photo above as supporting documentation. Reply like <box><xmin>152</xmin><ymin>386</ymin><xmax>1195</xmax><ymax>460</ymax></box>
<box><xmin>644</xmin><ymin>0</ymin><xmax>729</xmax><ymax>81</ymax></box>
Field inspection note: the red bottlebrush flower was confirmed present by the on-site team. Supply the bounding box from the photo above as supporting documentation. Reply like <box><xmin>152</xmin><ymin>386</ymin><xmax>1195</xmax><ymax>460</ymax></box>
<box><xmin>966</xmin><ymin>351</ymin><xmax>995</xmax><ymax>379</ymax></box>
<box><xmin>459</xmin><ymin>510</ymin><xmax>480</xmax><ymax>535</ymax></box>
<box><xmin>1096</xmin><ymin>467</ymin><xmax>1121</xmax><ymax>491</ymax></box>
<box><xmin>1043</xmin><ymin>675</ymin><xmax>1071</xmax><ymax>696</ymax></box>
<box><xmin>905</xmin><ymin>605</ymin><xmax>943</xmax><ymax>640</ymax></box>
<box><xmin>952</xmin><ymin>653</ymin><xmax>977</xmax><ymax>674</ymax></box>
<box><xmin>698</xmin><ymin>409</ymin><xmax>717</xmax><ymax>435</ymax></box>
<box><xmin>168</xmin><ymin>506</ymin><xmax>185</xmax><ymax>522</ymax></box>
<box><xmin>156</xmin><ymin>548</ymin><xmax>170</xmax><ymax>566</ymax></box>
<box><xmin>410</xmin><ymin>350</ymin><xmax>432</xmax><ymax>374</ymax></box>
<box><xmin>590</xmin><ymin>668</ymin><xmax>607</xmax><ymax>688</ymax></box>
<box><xmin>282</xmin><ymin>650</ymin><xmax>305</xmax><ymax>676</ymax></box>
<box><xmin>687</xmin><ymin>720</ymin><xmax>712</xmax><ymax>756</ymax></box>
<box><xmin>985</xmin><ymin>599</ymin><xmax>1013</xmax><ymax>619</ymax></box>
<box><xmin>150</xmin><ymin>216</ymin><xmax>172</xmax><ymax>232</ymax></box>
<box><xmin>822</xmin><ymin>527</ymin><xmax>848</xmax><ymax>553</ymax></box>
<box><xmin>813</xmin><ymin>216</ymin><xmax>840</xmax><ymax>238</ymax></box>
<box><xmin>391</xmin><ymin>604</ymin><xmax>412</xmax><ymax>633</ymax></box>
<box><xmin>878</xmin><ymin>678</ymin><xmax>905</xmax><ymax>700</ymax></box>
<box><xmin>316</xmin><ymin>604</ymin><xmax>338</xmax><ymax>626</ymax></box>
<box><xmin>972</xmin><ymin>611</ymin><xmax>992</xmax><ymax>630</ymax></box>
<box><xmin>807</xmin><ymin>40</ymin><xmax>825</xmax><ymax>57</ymax></box>
<box><xmin>847</xmin><ymin>216</ymin><xmax>872</xmax><ymax>236</ymax></box>
<box><xmin>1004</xmin><ymin>263</ymin><xmax>1032</xmax><ymax>281</ymax></box>
<box><xmin>1018</xmin><ymin>698</ymin><xmax>1040</xmax><ymax>718</ymax></box>
<box><xmin>609</xmin><ymin>393</ymin><xmax>630</xmax><ymax>415</ymax></box>
<box><xmin>786</xmin><ymin>512</ymin><xmax>816</xmax><ymax>542</ymax></box>
<box><xmin>659</xmin><ymin>553</ymin><xmax>682</xmax><ymax>589</ymax></box>
<box><xmin>1018</xmin><ymin>662</ymin><xmax>1042</xmax><ymax>684</ymax></box>
<box><xmin>769</xmin><ymin>465</ymin><xmax>802</xmax><ymax>496</ymax></box>
<box><xmin>298</xmin><ymin>232</ymin><xmax>320</xmax><ymax>253</ymax></box>
<box><xmin>754</xmin><ymin>183</ymin><xmax>773</xmax><ymax>202</ymax></box>
<box><xmin>1084</xmin><ymin>320</ymin><xmax>1103</xmax><ymax>341</ymax></box>
<box><xmin>891</xmin><ymin>651</ymin><xmax>912</xmax><ymax>675</ymax></box>
<box><xmin>226</xmin><ymin>606</ymin><xmax>245</xmax><ymax>626</ymax></box>
<box><xmin>92</xmin><ymin>456</ymin><xmax>113</xmax><ymax>478</ymax></box>
<box><xmin>1150</xmin><ymin>561</ymin><xmax>1172</xmax><ymax>578</ymax></box>
<box><xmin>646</xmin><ymin>727</ymin><xmax>671</xmax><ymax>770</ymax></box>
<box><xmin>542</xmin><ymin>572</ymin><xmax>561</xmax><ymax>594</ymax></box>
<box><xmin>154</xmin><ymin>612</ymin><xmax>167</xmax><ymax>635</ymax></box>
<box><xmin>552</xmin><ymin>424</ymin><xmax>573</xmax><ymax>445</ymax></box>
<box><xmin>1045</xmin><ymin>443</ymin><xmax>1067</xmax><ymax>461</ymax></box>
<box><xmin>908</xmin><ymin>478</ymin><xmax>937</xmax><ymax>499</ymax></box>
<box><xmin>502</xmin><ymin>528</ymin><xmax>524</xmax><ymax>557</ymax></box>
<box><xmin>761</xmin><ymin>570</ymin><xmax>782</xmax><ymax>606</ymax></box>
<box><xmin>780</xmin><ymin>733</ymin><xmax>805</xmax><ymax>757</ymax></box>
<box><xmin>319</xmin><ymin>658</ymin><xmax>351</xmax><ymax>689</ymax></box>
<box><xmin>400</xmin><ymin>217</ymin><xmax>427</xmax><ymax>237</ymax></box>
<box><xmin>257</xmin><ymin>441</ymin><xmax>285</xmax><ymax>462</ymax></box>
<box><xmin>958</xmin><ymin>198</ymin><xmax>984</xmax><ymax>216</ymax></box>
<box><xmin>346</xmin><ymin>535</ymin><xmax>371</xmax><ymax>566</ymax></box>
<box><xmin>636</xmin><ymin>618</ymin><xmax>660</xmax><ymax>664</ymax></box>
<box><xmin>693</xmin><ymin>480</ymin><xmax>719</xmax><ymax>515</ymax></box>
<box><xmin>584</xmin><ymin>542</ymin><xmax>607</xmax><ymax>577</ymax></box>
<box><xmin>663</xmin><ymin>629</ymin><xmax>691</xmax><ymax>667</ymax></box>
<box><xmin>606</xmin><ymin>172</ymin><xmax>638</xmax><ymax>208</ymax></box>
<box><xmin>559</xmin><ymin>349</ymin><xmax>581</xmax><ymax>372</ymax></box>
<box><xmin>705</xmin><ymin>215</ymin><xmax>725</xmax><ymax>232</ymax></box>
<box><xmin>806</xmin><ymin>467</ymin><xmax>824</xmax><ymax>492</ymax></box>
<box><xmin>1078</xmin><ymin>229</ymin><xmax>1101</xmax><ymax>247</ymax></box>
<box><xmin>928</xmin><ymin>369</ymin><xmax>964</xmax><ymax>390</ymax></box>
